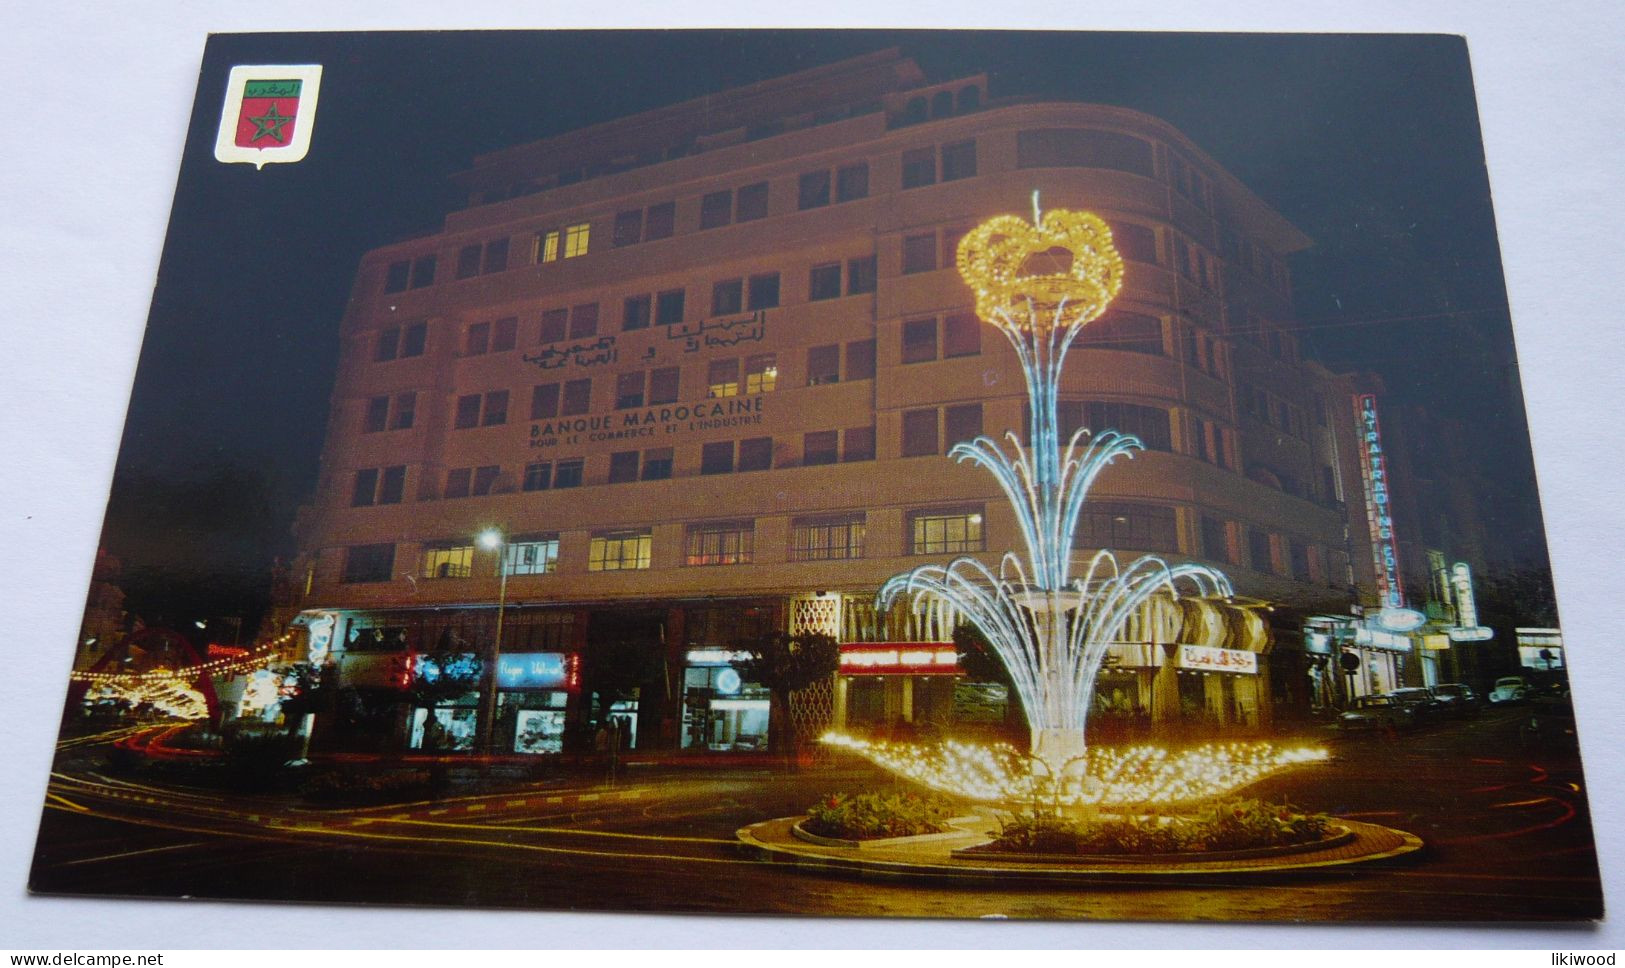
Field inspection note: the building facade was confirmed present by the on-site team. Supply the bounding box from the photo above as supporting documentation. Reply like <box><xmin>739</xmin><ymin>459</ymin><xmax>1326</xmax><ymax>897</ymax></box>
<box><xmin>290</xmin><ymin>49</ymin><xmax>1379</xmax><ymax>755</ymax></box>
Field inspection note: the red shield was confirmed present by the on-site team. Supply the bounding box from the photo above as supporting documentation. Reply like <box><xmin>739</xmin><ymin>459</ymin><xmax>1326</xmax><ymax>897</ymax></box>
<box><xmin>234</xmin><ymin>79</ymin><xmax>303</xmax><ymax>148</ymax></box>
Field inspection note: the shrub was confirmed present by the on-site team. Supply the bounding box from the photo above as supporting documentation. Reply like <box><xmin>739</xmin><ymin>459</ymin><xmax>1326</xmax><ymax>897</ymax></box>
<box><xmin>804</xmin><ymin>791</ymin><xmax>953</xmax><ymax>840</ymax></box>
<box><xmin>984</xmin><ymin>799</ymin><xmax>1333</xmax><ymax>855</ymax></box>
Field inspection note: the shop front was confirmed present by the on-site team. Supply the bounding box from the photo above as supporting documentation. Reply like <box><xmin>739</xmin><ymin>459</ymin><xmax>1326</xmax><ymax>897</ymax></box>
<box><xmin>833</xmin><ymin>643</ymin><xmax>962</xmax><ymax>739</ymax></box>
<box><xmin>680</xmin><ymin>649</ymin><xmax>770</xmax><ymax>751</ymax></box>
<box><xmin>492</xmin><ymin>652</ymin><xmax>577</xmax><ymax>754</ymax></box>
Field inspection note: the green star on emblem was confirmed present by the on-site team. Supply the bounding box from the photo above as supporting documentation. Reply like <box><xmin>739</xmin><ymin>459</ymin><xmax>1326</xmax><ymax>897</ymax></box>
<box><xmin>247</xmin><ymin>103</ymin><xmax>293</xmax><ymax>143</ymax></box>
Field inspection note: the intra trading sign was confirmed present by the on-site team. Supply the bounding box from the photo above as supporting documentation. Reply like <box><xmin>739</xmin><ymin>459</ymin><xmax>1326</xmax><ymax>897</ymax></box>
<box><xmin>1354</xmin><ymin>394</ymin><xmax>1406</xmax><ymax>611</ymax></box>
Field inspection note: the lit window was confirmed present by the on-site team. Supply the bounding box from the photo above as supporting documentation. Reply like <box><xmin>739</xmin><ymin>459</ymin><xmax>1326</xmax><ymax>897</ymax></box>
<box><xmin>745</xmin><ymin>354</ymin><xmax>777</xmax><ymax>394</ymax></box>
<box><xmin>422</xmin><ymin>545</ymin><xmax>474</xmax><ymax>579</ymax></box>
<box><xmin>588</xmin><ymin>530</ymin><xmax>652</xmax><ymax>571</ymax></box>
<box><xmin>790</xmin><ymin>514</ymin><xmax>865</xmax><ymax>561</ymax></box>
<box><xmin>505</xmin><ymin>536</ymin><xmax>560</xmax><ymax>576</ymax></box>
<box><xmin>563</xmin><ymin>222</ymin><xmax>590</xmax><ymax>259</ymax></box>
<box><xmin>685</xmin><ymin>521</ymin><xmax>754</xmax><ymax>566</ymax></box>
<box><xmin>536</xmin><ymin>230</ymin><xmax>560</xmax><ymax>264</ymax></box>
<box><xmin>910</xmin><ymin>509</ymin><xmax>985</xmax><ymax>555</ymax></box>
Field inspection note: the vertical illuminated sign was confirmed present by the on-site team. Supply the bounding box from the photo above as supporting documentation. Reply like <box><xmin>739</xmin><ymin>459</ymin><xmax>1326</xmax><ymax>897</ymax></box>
<box><xmin>1354</xmin><ymin>394</ymin><xmax>1406</xmax><ymax>610</ymax></box>
<box><xmin>1451</xmin><ymin>562</ymin><xmax>1478</xmax><ymax>628</ymax></box>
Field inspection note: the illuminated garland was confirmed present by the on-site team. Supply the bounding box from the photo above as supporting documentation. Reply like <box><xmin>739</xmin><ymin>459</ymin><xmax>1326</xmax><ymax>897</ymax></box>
<box><xmin>69</xmin><ymin>631</ymin><xmax>300</xmax><ymax>685</ymax></box>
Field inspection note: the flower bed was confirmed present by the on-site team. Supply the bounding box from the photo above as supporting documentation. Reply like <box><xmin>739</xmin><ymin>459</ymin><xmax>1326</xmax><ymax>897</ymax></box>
<box><xmin>801</xmin><ymin>791</ymin><xmax>953</xmax><ymax>842</ymax></box>
<box><xmin>969</xmin><ymin>799</ymin><xmax>1336</xmax><ymax>856</ymax></box>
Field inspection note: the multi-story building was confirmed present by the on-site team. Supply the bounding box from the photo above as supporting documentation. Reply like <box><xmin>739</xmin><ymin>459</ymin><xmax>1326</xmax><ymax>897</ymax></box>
<box><xmin>290</xmin><ymin>48</ymin><xmax>1378</xmax><ymax>756</ymax></box>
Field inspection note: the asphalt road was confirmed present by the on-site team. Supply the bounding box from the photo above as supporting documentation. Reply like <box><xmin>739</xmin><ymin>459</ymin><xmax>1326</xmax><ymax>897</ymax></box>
<box><xmin>27</xmin><ymin>703</ymin><xmax>1603</xmax><ymax>922</ymax></box>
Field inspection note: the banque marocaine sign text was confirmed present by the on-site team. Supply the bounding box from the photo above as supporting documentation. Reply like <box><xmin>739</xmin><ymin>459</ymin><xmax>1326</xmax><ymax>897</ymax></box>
<box><xmin>529</xmin><ymin>396</ymin><xmax>766</xmax><ymax>449</ymax></box>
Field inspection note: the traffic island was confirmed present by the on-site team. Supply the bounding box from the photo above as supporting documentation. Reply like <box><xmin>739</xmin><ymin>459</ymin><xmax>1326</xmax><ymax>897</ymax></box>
<box><xmin>736</xmin><ymin>812</ymin><xmax>1423</xmax><ymax>884</ymax></box>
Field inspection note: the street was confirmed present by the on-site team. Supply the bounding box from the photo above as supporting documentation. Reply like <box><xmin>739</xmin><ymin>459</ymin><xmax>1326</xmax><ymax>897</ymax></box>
<box><xmin>28</xmin><ymin>704</ymin><xmax>1602</xmax><ymax>921</ymax></box>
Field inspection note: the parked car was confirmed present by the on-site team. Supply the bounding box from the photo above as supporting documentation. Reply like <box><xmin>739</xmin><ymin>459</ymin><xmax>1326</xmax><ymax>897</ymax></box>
<box><xmin>1387</xmin><ymin>687</ymin><xmax>1446</xmax><ymax>724</ymax></box>
<box><xmin>1429</xmin><ymin>683</ymin><xmax>1482</xmax><ymax>718</ymax></box>
<box><xmin>1339</xmin><ymin>694</ymin><xmax>1416</xmax><ymax>733</ymax></box>
<box><xmin>1489</xmin><ymin>676</ymin><xmax>1529</xmax><ymax>704</ymax></box>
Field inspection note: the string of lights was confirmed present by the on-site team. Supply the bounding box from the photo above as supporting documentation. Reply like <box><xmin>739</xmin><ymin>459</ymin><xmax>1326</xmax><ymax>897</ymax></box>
<box><xmin>68</xmin><ymin>630</ymin><xmax>300</xmax><ymax>685</ymax></box>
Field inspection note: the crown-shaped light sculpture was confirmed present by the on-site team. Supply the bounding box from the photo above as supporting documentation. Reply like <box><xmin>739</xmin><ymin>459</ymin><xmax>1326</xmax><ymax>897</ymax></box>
<box><xmin>878</xmin><ymin>192</ymin><xmax>1234</xmax><ymax>778</ymax></box>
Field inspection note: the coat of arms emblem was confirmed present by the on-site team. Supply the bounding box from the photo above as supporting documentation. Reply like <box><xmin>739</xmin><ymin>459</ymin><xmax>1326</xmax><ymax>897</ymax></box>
<box><xmin>213</xmin><ymin>64</ymin><xmax>323</xmax><ymax>168</ymax></box>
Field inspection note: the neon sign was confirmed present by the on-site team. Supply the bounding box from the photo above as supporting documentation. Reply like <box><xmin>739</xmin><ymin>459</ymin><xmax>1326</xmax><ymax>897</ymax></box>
<box><xmin>1176</xmin><ymin>645</ymin><xmax>1258</xmax><ymax>675</ymax></box>
<box><xmin>1354</xmin><ymin>394</ymin><xmax>1406</xmax><ymax>611</ymax></box>
<box><xmin>839</xmin><ymin>643</ymin><xmax>961</xmax><ymax>676</ymax></box>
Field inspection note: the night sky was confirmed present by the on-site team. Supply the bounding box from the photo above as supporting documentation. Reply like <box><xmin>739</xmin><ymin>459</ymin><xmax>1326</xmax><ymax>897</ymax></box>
<box><xmin>100</xmin><ymin>30</ymin><xmax>1544</xmax><ymax>628</ymax></box>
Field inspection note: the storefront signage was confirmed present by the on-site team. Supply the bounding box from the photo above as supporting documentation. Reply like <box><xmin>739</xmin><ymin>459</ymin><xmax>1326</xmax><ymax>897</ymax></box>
<box><xmin>1354</xmin><ymin>394</ymin><xmax>1407</xmax><ymax>612</ymax></box>
<box><xmin>1421</xmin><ymin>634</ymin><xmax>1451</xmax><ymax>650</ymax></box>
<box><xmin>686</xmin><ymin>649</ymin><xmax>753</xmax><ymax>666</ymax></box>
<box><xmin>1451</xmin><ymin>562</ymin><xmax>1479</xmax><ymax>627</ymax></box>
<box><xmin>1447</xmin><ymin>626</ymin><xmax>1493</xmax><ymax>642</ymax></box>
<box><xmin>1376</xmin><ymin>606</ymin><xmax>1427</xmax><ymax>632</ymax></box>
<box><xmin>496</xmin><ymin>653</ymin><xmax>569</xmax><ymax>690</ymax></box>
<box><xmin>529</xmin><ymin>396</ymin><xmax>765</xmax><ymax>450</ymax></box>
<box><xmin>1176</xmin><ymin>645</ymin><xmax>1257</xmax><ymax>675</ymax></box>
<box><xmin>1354</xmin><ymin>626</ymin><xmax>1413</xmax><ymax>652</ymax></box>
<box><xmin>839</xmin><ymin>643</ymin><xmax>960</xmax><ymax>676</ymax></box>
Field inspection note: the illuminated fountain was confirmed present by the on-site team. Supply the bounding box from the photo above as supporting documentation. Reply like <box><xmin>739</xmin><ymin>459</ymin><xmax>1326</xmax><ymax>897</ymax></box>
<box><xmin>872</xmin><ymin>194</ymin><xmax>1244</xmax><ymax>783</ymax></box>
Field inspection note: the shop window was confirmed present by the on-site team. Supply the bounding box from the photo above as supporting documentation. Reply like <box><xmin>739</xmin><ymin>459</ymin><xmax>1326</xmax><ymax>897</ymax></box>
<box><xmin>809</xmin><ymin>263</ymin><xmax>842</xmax><ymax>301</ymax></box>
<box><xmin>589</xmin><ymin>530</ymin><xmax>652</xmax><ymax>571</ymax></box>
<box><xmin>944</xmin><ymin>403</ymin><xmax>983</xmax><ymax>447</ymax></box>
<box><xmin>807</xmin><ymin>344</ymin><xmax>839</xmax><ymax>385</ymax></box>
<box><xmin>901</xmin><ymin>408</ymin><xmax>939</xmax><ymax>457</ymax></box>
<box><xmin>649</xmin><ymin>367</ymin><xmax>680</xmax><ymax>405</ymax></box>
<box><xmin>342</xmin><ymin>543</ymin><xmax>395</xmax><ymax>583</ymax></box>
<box><xmin>553</xmin><ymin>458</ymin><xmax>584</xmax><ymax>489</ymax></box>
<box><xmin>700</xmin><ymin>190</ymin><xmax>732</xmax><ymax>229</ymax></box>
<box><xmin>789</xmin><ymin>513</ymin><xmax>865</xmax><ymax>561</ymax></box>
<box><xmin>804</xmin><ymin>430</ymin><xmax>838</xmax><ymax>466</ymax></box>
<box><xmin>940</xmin><ymin>139</ymin><xmax>977</xmax><ymax>181</ymax></box>
<box><xmin>655</xmin><ymin>288</ymin><xmax>686</xmax><ymax>325</ymax></box>
<box><xmin>539</xmin><ymin>308</ymin><xmax>569</xmax><ymax>343</ymax></box>
<box><xmin>901</xmin><ymin>147</ymin><xmax>936</xmax><ymax>189</ymax></box>
<box><xmin>700</xmin><ymin>441</ymin><xmax>734</xmax><ymax>475</ymax></box>
<box><xmin>1075</xmin><ymin>502</ymin><xmax>1178</xmax><ymax>553</ymax></box>
<box><xmin>737</xmin><ymin>436</ymin><xmax>773</xmax><ymax>472</ymax></box>
<box><xmin>902</xmin><ymin>234</ymin><xmax>938</xmax><ymax>274</ymax></box>
<box><xmin>736</xmin><ymin>181</ymin><xmax>769</xmax><ymax>222</ymax></box>
<box><xmin>364</xmin><ymin>396</ymin><xmax>390</xmax><ymax>433</ymax></box>
<box><xmin>846</xmin><ymin>255</ymin><xmax>877</xmax><ymax>294</ymax></box>
<box><xmin>843</xmin><ymin>425</ymin><xmax>876</xmax><ymax>462</ymax></box>
<box><xmin>422</xmin><ymin>544</ymin><xmax>474</xmax><ymax>579</ymax></box>
<box><xmin>845</xmin><ymin>339</ymin><xmax>876</xmax><ymax>381</ymax></box>
<box><xmin>562</xmin><ymin>222</ymin><xmax>590</xmax><ymax>259</ymax></box>
<box><xmin>568</xmin><ymin>303</ymin><xmax>599</xmax><ymax>339</ymax></box>
<box><xmin>616</xmin><ymin>371</ymin><xmax>646</xmax><ymax>410</ymax></box>
<box><xmin>685</xmin><ymin>521</ymin><xmax>755</xmax><ymax>566</ymax></box>
<box><xmin>712</xmin><ymin>278</ymin><xmax>744</xmax><ymax>316</ymax></box>
<box><xmin>613</xmin><ymin>209</ymin><xmax>643</xmax><ymax>248</ymax></box>
<box><xmin>943</xmin><ymin>312</ymin><xmax>980</xmax><ymax>357</ymax></box>
<box><xmin>608</xmin><ymin>450</ymin><xmax>640</xmax><ymax>483</ymax></box>
<box><xmin>561</xmin><ymin>379</ymin><xmax>592</xmax><ymax>415</ymax></box>
<box><xmin>745</xmin><ymin>354</ymin><xmax>777</xmax><ymax>394</ymax></box>
<box><xmin>909</xmin><ymin>508</ymin><xmax>985</xmax><ymax>554</ymax></box>
<box><xmin>530</xmin><ymin>383</ymin><xmax>561</xmax><ymax>420</ymax></box>
<box><xmin>641</xmin><ymin>447</ymin><xmax>673</xmax><ymax>481</ymax></box>
<box><xmin>902</xmin><ymin>317</ymin><xmax>938</xmax><ymax>363</ymax></box>
<box><xmin>836</xmin><ymin>163</ymin><xmax>868</xmax><ymax>202</ymax></box>
<box><xmin>747</xmin><ymin>272</ymin><xmax>780</xmax><ymax>310</ymax></box>
<box><xmin>522</xmin><ymin>462</ymin><xmax>552</xmax><ymax>491</ymax></box>
<box><xmin>623</xmin><ymin>295</ymin><xmax>651</xmax><ymax>332</ymax></box>
<box><xmin>644</xmin><ymin>202</ymin><xmax>676</xmax><ymax>241</ymax></box>
<box><xmin>1015</xmin><ymin>128</ymin><xmax>1155</xmax><ymax>178</ymax></box>
<box><xmin>799</xmin><ymin>170</ymin><xmax>831</xmax><ymax>210</ymax></box>
<box><xmin>707</xmin><ymin>358</ymin><xmax>740</xmax><ymax>398</ymax></box>
<box><xmin>504</xmin><ymin>536</ymin><xmax>560</xmax><ymax>576</ymax></box>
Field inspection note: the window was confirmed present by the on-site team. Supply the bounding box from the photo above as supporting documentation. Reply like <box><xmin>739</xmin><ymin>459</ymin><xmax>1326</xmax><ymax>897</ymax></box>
<box><xmin>707</xmin><ymin>358</ymin><xmax>740</xmax><ymax>398</ymax></box>
<box><xmin>1085</xmin><ymin>402</ymin><xmax>1171</xmax><ymax>451</ymax></box>
<box><xmin>644</xmin><ymin>202</ymin><xmax>676</xmax><ymax>241</ymax></box>
<box><xmin>562</xmin><ymin>222</ymin><xmax>590</xmax><ymax>259</ymax></box>
<box><xmin>655</xmin><ymin>288</ymin><xmax>686</xmax><ymax>325</ymax></box>
<box><xmin>491</xmin><ymin>317</ymin><xmax>517</xmax><ymax>352</ymax></box>
<box><xmin>804</xmin><ymin>430</ymin><xmax>839</xmax><ymax>466</ymax></box>
<box><xmin>553</xmin><ymin>458</ymin><xmax>584</xmax><ymax>488</ymax></box>
<box><xmin>1081</xmin><ymin>311</ymin><xmax>1165</xmax><ymax>355</ymax></box>
<box><xmin>457</xmin><ymin>239</ymin><xmax>507</xmax><ymax>278</ymax></box>
<box><xmin>410</xmin><ymin>256</ymin><xmax>436</xmax><ymax>289</ymax></box>
<box><xmin>700</xmin><ymin>190</ymin><xmax>732</xmax><ymax>229</ymax></box>
<box><xmin>943</xmin><ymin>312</ymin><xmax>981</xmax><ymax>358</ymax></box>
<box><xmin>902</xmin><ymin>234</ymin><xmax>937</xmax><ymax>274</ymax></box>
<box><xmin>390</xmin><ymin>392</ymin><xmax>415</xmax><ymax>430</ymax></box>
<box><xmin>809</xmin><ymin>263</ymin><xmax>842</xmax><ymax>301</ymax></box>
<box><xmin>364</xmin><ymin>396</ymin><xmax>390</xmax><ymax>434</ymax></box>
<box><xmin>845</xmin><ymin>339</ymin><xmax>876</xmax><ymax>381</ymax></box>
<box><xmin>613</xmin><ymin>210</ymin><xmax>643</xmax><ymax>248</ymax></box>
<box><xmin>375</xmin><ymin>327</ymin><xmax>401</xmax><ymax>362</ymax></box>
<box><xmin>1015</xmin><ymin>128</ymin><xmax>1155</xmax><ymax>177</ymax></box>
<box><xmin>902</xmin><ymin>408</ymin><xmax>939</xmax><ymax>457</ymax></box>
<box><xmin>901</xmin><ymin>147</ymin><xmax>936</xmax><ymax>189</ymax></box>
<box><xmin>623</xmin><ymin>295</ymin><xmax>651</xmax><ymax>332</ymax></box>
<box><xmin>798</xmin><ymin>170</ymin><xmax>831</xmax><ymax>210</ymax></box>
<box><xmin>807</xmin><ymin>344</ymin><xmax>839</xmax><ymax>385</ymax></box>
<box><xmin>535</xmin><ymin>230</ymin><xmax>560</xmax><ymax>264</ymax></box>
<box><xmin>482</xmin><ymin>238</ymin><xmax>509</xmax><ymax>274</ymax></box>
<box><xmin>736</xmin><ymin>182</ymin><xmax>769</xmax><ymax>222</ymax></box>
<box><xmin>1075</xmin><ymin>503</ymin><xmax>1178</xmax><ymax>553</ymax></box>
<box><xmin>1248</xmin><ymin>527</ymin><xmax>1274</xmax><ymax>573</ymax></box>
<box><xmin>472</xmin><ymin>464</ymin><xmax>500</xmax><ymax>496</ymax></box>
<box><xmin>902</xmin><ymin>318</ymin><xmax>938</xmax><ymax>363</ymax></box>
<box><xmin>843</xmin><ymin>425</ymin><xmax>876</xmax><ymax>462</ymax></box>
<box><xmin>1289</xmin><ymin>539</ymin><xmax>1312</xmax><ymax>583</ymax></box>
<box><xmin>1201</xmin><ymin>515</ymin><xmax>1231</xmax><ymax>563</ymax></box>
<box><xmin>641</xmin><ymin>447</ymin><xmax>673</xmax><ymax>480</ymax></box>
<box><xmin>401</xmin><ymin>322</ymin><xmax>426</xmax><ymax>357</ymax></box>
<box><xmin>505</xmin><ymin>536</ymin><xmax>560</xmax><ymax>576</ymax></box>
<box><xmin>712</xmin><ymin>279</ymin><xmax>743</xmax><ymax>316</ymax></box>
<box><xmin>700</xmin><ymin>441</ymin><xmax>734</xmax><ymax>475</ymax></box>
<box><xmin>685</xmin><ymin>521</ymin><xmax>754</xmax><ymax>566</ymax></box>
<box><xmin>568</xmin><ymin>303</ymin><xmax>599</xmax><ymax>339</ymax></box>
<box><xmin>940</xmin><ymin>226</ymin><xmax>968</xmax><ymax>267</ymax></box>
<box><xmin>481</xmin><ymin>390</ymin><xmax>508</xmax><ymax>427</ymax></box>
<box><xmin>940</xmin><ymin>140</ymin><xmax>977</xmax><ymax>181</ymax></box>
<box><xmin>385</xmin><ymin>260</ymin><xmax>410</xmax><ymax>293</ymax></box>
<box><xmin>747</xmin><ymin>272</ymin><xmax>780</xmax><ymax>310</ymax></box>
<box><xmin>342</xmin><ymin>543</ymin><xmax>395</xmax><ymax>583</ymax></box>
<box><xmin>530</xmin><ymin>383</ymin><xmax>560</xmax><ymax>420</ymax></box>
<box><xmin>464</xmin><ymin>322</ymin><xmax>490</xmax><ymax>356</ymax></box>
<box><xmin>422</xmin><ymin>545</ymin><xmax>474</xmax><ymax>579</ymax></box>
<box><xmin>745</xmin><ymin>354</ymin><xmax>777</xmax><ymax>394</ymax></box>
<box><xmin>444</xmin><ymin>467</ymin><xmax>472</xmax><ymax>499</ymax></box>
<box><xmin>836</xmin><ymin>163</ymin><xmax>868</xmax><ymax>202</ymax></box>
<box><xmin>589</xmin><ymin>530</ymin><xmax>652</xmax><ymax>571</ymax></box>
<box><xmin>932</xmin><ymin>90</ymin><xmax>954</xmax><ymax>118</ymax></box>
<box><xmin>454</xmin><ymin>394</ymin><xmax>482</xmax><ymax>429</ymax></box>
<box><xmin>790</xmin><ymin>514</ymin><xmax>865</xmax><ymax>561</ymax></box>
<box><xmin>649</xmin><ymin>366</ymin><xmax>680</xmax><ymax>405</ymax></box>
<box><xmin>539</xmin><ymin>308</ymin><xmax>569</xmax><ymax>343</ymax></box>
<box><xmin>944</xmin><ymin>403</ymin><xmax>983</xmax><ymax>446</ymax></box>
<box><xmin>910</xmin><ymin>508</ymin><xmax>985</xmax><ymax>554</ymax></box>
<box><xmin>562</xmin><ymin>379</ymin><xmax>592</xmax><ymax>416</ymax></box>
<box><xmin>456</xmin><ymin>244</ymin><xmax>481</xmax><ymax>279</ymax></box>
<box><xmin>608</xmin><ymin>450</ymin><xmax>640</xmax><ymax>483</ymax></box>
<box><xmin>351</xmin><ymin>469</ymin><xmax>380</xmax><ymax>507</ymax></box>
<box><xmin>847</xmin><ymin>255</ymin><xmax>877</xmax><ymax>294</ymax></box>
<box><xmin>615</xmin><ymin>371</ymin><xmax>645</xmax><ymax>410</ymax></box>
<box><xmin>1110</xmin><ymin>222</ymin><xmax>1159</xmax><ymax>264</ymax></box>
<box><xmin>737</xmin><ymin>436</ymin><xmax>773</xmax><ymax>472</ymax></box>
<box><xmin>522</xmin><ymin>462</ymin><xmax>552</xmax><ymax>491</ymax></box>
<box><xmin>378</xmin><ymin>465</ymin><xmax>406</xmax><ymax>505</ymax></box>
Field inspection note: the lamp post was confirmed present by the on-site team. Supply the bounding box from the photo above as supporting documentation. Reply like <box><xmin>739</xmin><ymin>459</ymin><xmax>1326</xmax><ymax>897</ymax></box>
<box><xmin>475</xmin><ymin>528</ymin><xmax>508</xmax><ymax>756</ymax></box>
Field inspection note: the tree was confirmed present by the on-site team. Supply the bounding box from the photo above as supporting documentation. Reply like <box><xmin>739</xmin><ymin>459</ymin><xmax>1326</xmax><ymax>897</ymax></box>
<box><xmin>734</xmin><ymin>631</ymin><xmax>840</xmax><ymax>761</ymax></box>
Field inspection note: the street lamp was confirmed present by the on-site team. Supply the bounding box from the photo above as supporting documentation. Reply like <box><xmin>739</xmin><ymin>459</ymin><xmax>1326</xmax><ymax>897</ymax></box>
<box><xmin>475</xmin><ymin>527</ymin><xmax>508</xmax><ymax>755</ymax></box>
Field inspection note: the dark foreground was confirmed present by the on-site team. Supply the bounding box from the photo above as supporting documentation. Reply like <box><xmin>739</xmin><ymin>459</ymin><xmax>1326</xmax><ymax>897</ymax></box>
<box><xmin>29</xmin><ymin>703</ymin><xmax>1603</xmax><ymax>922</ymax></box>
